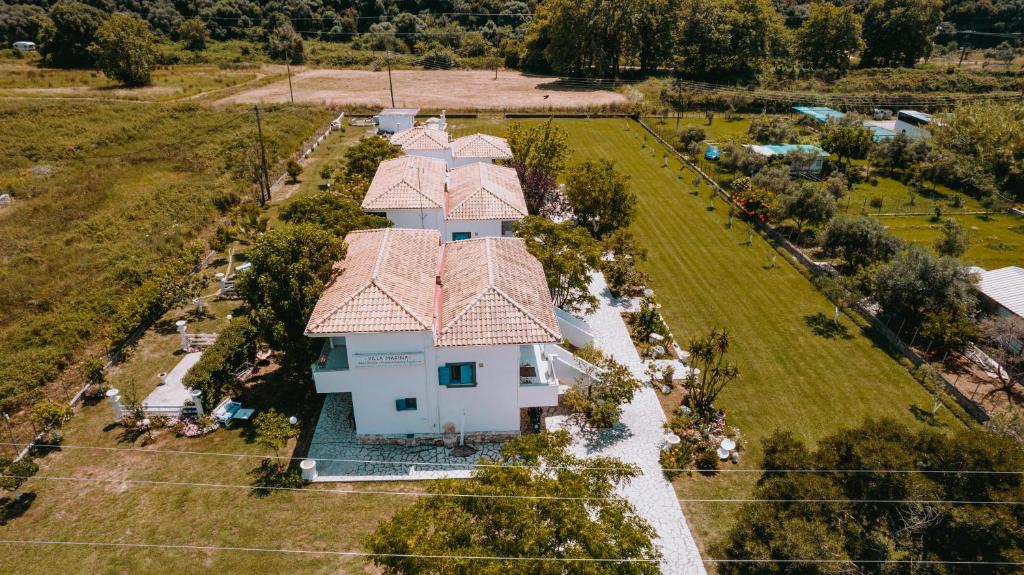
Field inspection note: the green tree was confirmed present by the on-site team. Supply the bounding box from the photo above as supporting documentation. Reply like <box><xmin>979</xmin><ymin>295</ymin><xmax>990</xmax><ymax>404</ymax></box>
<box><xmin>514</xmin><ymin>216</ymin><xmax>602</xmax><ymax>314</ymax></box>
<box><xmin>565</xmin><ymin>354</ymin><xmax>643</xmax><ymax>428</ymax></box>
<box><xmin>796</xmin><ymin>2</ymin><xmax>863</xmax><ymax>73</ymax></box>
<box><xmin>343</xmin><ymin>137</ymin><xmax>402</xmax><ymax>182</ymax></box>
<box><xmin>0</xmin><ymin>457</ymin><xmax>38</xmax><ymax>500</ymax></box>
<box><xmin>860</xmin><ymin>0</ymin><xmax>943</xmax><ymax>68</ymax></box>
<box><xmin>252</xmin><ymin>408</ymin><xmax>298</xmax><ymax>458</ymax></box>
<box><xmin>625</xmin><ymin>0</ymin><xmax>680</xmax><ymax>73</ymax></box>
<box><xmin>505</xmin><ymin>119</ymin><xmax>571</xmax><ymax>174</ymax></box>
<box><xmin>565</xmin><ymin>159</ymin><xmax>636</xmax><ymax>239</ymax></box>
<box><xmin>821</xmin><ymin>215</ymin><xmax>904</xmax><ymax>269</ymax></box>
<box><xmin>674</xmin><ymin>0</ymin><xmax>786</xmax><ymax>79</ymax></box>
<box><xmin>366</xmin><ymin>431</ymin><xmax>660</xmax><ymax>574</ymax></box>
<box><xmin>933</xmin><ymin>218</ymin><xmax>970</xmax><ymax>257</ymax></box>
<box><xmin>0</xmin><ymin>3</ymin><xmax>47</xmax><ymax>44</ymax></box>
<box><xmin>713</xmin><ymin>419</ymin><xmax>1024</xmax><ymax>574</ymax></box>
<box><xmin>600</xmin><ymin>229</ymin><xmax>650</xmax><ymax>297</ymax></box>
<box><xmin>684</xmin><ymin>328</ymin><xmax>739</xmax><ymax>418</ymax></box>
<box><xmin>90</xmin><ymin>13</ymin><xmax>157</xmax><ymax>87</ymax></box>
<box><xmin>176</xmin><ymin>17</ymin><xmax>207</xmax><ymax>51</ymax></box>
<box><xmin>775</xmin><ymin>184</ymin><xmax>836</xmax><ymax>234</ymax></box>
<box><xmin>820</xmin><ymin>122</ymin><xmax>873</xmax><ymax>164</ymax></box>
<box><xmin>30</xmin><ymin>400</ymin><xmax>72</xmax><ymax>435</ymax></box>
<box><xmin>285</xmin><ymin>159</ymin><xmax>302</xmax><ymax>183</ymax></box>
<box><xmin>279</xmin><ymin>193</ymin><xmax>391</xmax><ymax>237</ymax></box>
<box><xmin>869</xmin><ymin>132</ymin><xmax>929</xmax><ymax>174</ymax></box>
<box><xmin>267</xmin><ymin>21</ymin><xmax>304</xmax><ymax>64</ymax></box>
<box><xmin>36</xmin><ymin>0</ymin><xmax>107</xmax><ymax>68</ymax></box>
<box><xmin>235</xmin><ymin>224</ymin><xmax>345</xmax><ymax>365</ymax></box>
<box><xmin>872</xmin><ymin>246</ymin><xmax>976</xmax><ymax>317</ymax></box>
<box><xmin>920</xmin><ymin>308</ymin><xmax>978</xmax><ymax>352</ymax></box>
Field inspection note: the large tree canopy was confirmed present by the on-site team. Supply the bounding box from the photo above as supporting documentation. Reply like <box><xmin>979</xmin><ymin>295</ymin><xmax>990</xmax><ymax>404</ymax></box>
<box><xmin>713</xmin><ymin>419</ymin><xmax>1024</xmax><ymax>574</ymax></box>
<box><xmin>796</xmin><ymin>2</ymin><xmax>863</xmax><ymax>73</ymax></box>
<box><xmin>366</xmin><ymin>431</ymin><xmax>660</xmax><ymax>575</ymax></box>
<box><xmin>90</xmin><ymin>13</ymin><xmax>157</xmax><ymax>86</ymax></box>
<box><xmin>514</xmin><ymin>216</ymin><xmax>602</xmax><ymax>315</ymax></box>
<box><xmin>860</xmin><ymin>0</ymin><xmax>943</xmax><ymax>67</ymax></box>
<box><xmin>36</xmin><ymin>0</ymin><xmax>108</xmax><ymax>68</ymax></box>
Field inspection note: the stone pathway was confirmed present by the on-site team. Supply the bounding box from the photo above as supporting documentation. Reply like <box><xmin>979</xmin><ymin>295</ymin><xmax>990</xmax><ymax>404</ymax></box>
<box><xmin>548</xmin><ymin>272</ymin><xmax>707</xmax><ymax>575</ymax></box>
<box><xmin>307</xmin><ymin>393</ymin><xmax>504</xmax><ymax>482</ymax></box>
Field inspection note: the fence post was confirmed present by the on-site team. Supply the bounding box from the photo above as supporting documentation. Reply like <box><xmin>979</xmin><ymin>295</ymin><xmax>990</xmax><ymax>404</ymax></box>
<box><xmin>2</xmin><ymin>413</ymin><xmax>17</xmax><ymax>456</ymax></box>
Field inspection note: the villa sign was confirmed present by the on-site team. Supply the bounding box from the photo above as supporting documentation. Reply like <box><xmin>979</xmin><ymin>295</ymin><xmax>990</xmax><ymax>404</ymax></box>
<box><xmin>353</xmin><ymin>352</ymin><xmax>425</xmax><ymax>368</ymax></box>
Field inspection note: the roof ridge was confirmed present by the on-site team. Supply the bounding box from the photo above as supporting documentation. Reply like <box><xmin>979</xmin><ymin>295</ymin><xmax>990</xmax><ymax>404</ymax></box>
<box><xmin>490</xmin><ymin>284</ymin><xmax>561</xmax><ymax>341</ymax></box>
<box><xmin>370</xmin><ymin>227</ymin><xmax>390</xmax><ymax>281</ymax></box>
<box><xmin>373</xmin><ymin>280</ymin><xmax>433</xmax><ymax>329</ymax></box>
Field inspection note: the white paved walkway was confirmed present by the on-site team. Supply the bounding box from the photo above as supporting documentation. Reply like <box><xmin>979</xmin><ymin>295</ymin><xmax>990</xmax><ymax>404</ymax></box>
<box><xmin>548</xmin><ymin>272</ymin><xmax>706</xmax><ymax>575</ymax></box>
<box><xmin>143</xmin><ymin>352</ymin><xmax>202</xmax><ymax>408</ymax></box>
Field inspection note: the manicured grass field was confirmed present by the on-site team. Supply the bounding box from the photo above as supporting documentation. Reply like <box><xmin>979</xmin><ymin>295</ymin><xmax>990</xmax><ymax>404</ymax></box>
<box><xmin>456</xmin><ymin>116</ymin><xmax>963</xmax><ymax>552</ymax></box>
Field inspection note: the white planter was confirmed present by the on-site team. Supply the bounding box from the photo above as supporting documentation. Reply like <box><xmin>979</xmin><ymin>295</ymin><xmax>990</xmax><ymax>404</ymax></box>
<box><xmin>300</xmin><ymin>459</ymin><xmax>318</xmax><ymax>481</ymax></box>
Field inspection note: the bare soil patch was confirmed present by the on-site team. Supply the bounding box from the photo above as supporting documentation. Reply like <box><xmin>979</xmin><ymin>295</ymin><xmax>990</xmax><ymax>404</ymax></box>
<box><xmin>214</xmin><ymin>68</ymin><xmax>628</xmax><ymax>111</ymax></box>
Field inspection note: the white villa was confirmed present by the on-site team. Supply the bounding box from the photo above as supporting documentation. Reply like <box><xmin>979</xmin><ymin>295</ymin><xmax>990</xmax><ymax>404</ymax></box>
<box><xmin>305</xmin><ymin>228</ymin><xmax>573</xmax><ymax>443</ymax></box>
<box><xmin>390</xmin><ymin>126</ymin><xmax>513</xmax><ymax>169</ymax></box>
<box><xmin>361</xmin><ymin>156</ymin><xmax>528</xmax><ymax>242</ymax></box>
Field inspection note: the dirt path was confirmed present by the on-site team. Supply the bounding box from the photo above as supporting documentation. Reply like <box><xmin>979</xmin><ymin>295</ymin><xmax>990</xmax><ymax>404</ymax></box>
<box><xmin>214</xmin><ymin>68</ymin><xmax>628</xmax><ymax>110</ymax></box>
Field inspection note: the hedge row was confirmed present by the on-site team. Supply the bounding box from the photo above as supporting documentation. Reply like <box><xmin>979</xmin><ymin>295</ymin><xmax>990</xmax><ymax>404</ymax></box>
<box><xmin>182</xmin><ymin>317</ymin><xmax>258</xmax><ymax>410</ymax></box>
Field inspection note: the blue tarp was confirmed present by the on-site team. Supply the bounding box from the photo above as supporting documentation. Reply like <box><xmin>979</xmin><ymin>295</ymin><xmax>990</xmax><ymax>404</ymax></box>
<box><xmin>704</xmin><ymin>144</ymin><xmax>720</xmax><ymax>161</ymax></box>
<box><xmin>793</xmin><ymin>106</ymin><xmax>846</xmax><ymax>123</ymax></box>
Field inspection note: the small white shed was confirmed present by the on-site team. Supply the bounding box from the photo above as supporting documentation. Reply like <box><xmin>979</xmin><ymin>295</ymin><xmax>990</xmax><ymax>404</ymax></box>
<box><xmin>375</xmin><ymin>108</ymin><xmax>419</xmax><ymax>134</ymax></box>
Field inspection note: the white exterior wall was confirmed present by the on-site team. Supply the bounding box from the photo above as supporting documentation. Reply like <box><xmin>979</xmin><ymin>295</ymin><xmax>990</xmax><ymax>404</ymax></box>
<box><xmin>448</xmin><ymin>156</ymin><xmax>497</xmax><ymax>169</ymax></box>
<box><xmin>313</xmin><ymin>331</ymin><xmax>438</xmax><ymax>436</ymax></box>
<box><xmin>378</xmin><ymin>114</ymin><xmax>415</xmax><ymax>134</ymax></box>
<box><xmin>405</xmin><ymin>149</ymin><xmax>449</xmax><ymax>163</ymax></box>
<box><xmin>435</xmin><ymin>345</ymin><xmax>522</xmax><ymax>434</ymax></box>
<box><xmin>443</xmin><ymin>219</ymin><xmax>509</xmax><ymax>241</ymax></box>
<box><xmin>386</xmin><ymin>208</ymin><xmax>445</xmax><ymax>233</ymax></box>
<box><xmin>894</xmin><ymin>119</ymin><xmax>931</xmax><ymax>139</ymax></box>
<box><xmin>311</xmin><ymin>334</ymin><xmax>560</xmax><ymax>437</ymax></box>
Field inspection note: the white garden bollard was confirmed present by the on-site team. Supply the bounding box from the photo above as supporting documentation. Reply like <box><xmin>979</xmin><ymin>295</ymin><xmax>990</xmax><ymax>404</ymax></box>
<box><xmin>300</xmin><ymin>459</ymin><xmax>318</xmax><ymax>481</ymax></box>
<box><xmin>106</xmin><ymin>388</ymin><xmax>123</xmax><ymax>421</ymax></box>
<box><xmin>176</xmin><ymin>319</ymin><xmax>188</xmax><ymax>351</ymax></box>
<box><xmin>190</xmin><ymin>390</ymin><xmax>204</xmax><ymax>415</ymax></box>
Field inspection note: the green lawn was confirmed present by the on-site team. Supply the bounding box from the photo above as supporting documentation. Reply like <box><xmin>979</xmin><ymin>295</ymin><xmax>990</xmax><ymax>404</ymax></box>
<box><xmin>456</xmin><ymin>116</ymin><xmax>963</xmax><ymax>553</ymax></box>
<box><xmin>878</xmin><ymin>213</ymin><xmax>1024</xmax><ymax>269</ymax></box>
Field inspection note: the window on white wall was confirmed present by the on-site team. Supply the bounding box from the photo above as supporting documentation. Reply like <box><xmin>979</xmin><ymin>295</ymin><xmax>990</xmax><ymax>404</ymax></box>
<box><xmin>395</xmin><ymin>398</ymin><xmax>418</xmax><ymax>411</ymax></box>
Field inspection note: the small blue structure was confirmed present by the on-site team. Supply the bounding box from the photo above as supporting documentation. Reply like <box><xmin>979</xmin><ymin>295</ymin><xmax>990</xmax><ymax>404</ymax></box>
<box><xmin>745</xmin><ymin>144</ymin><xmax>830</xmax><ymax>176</ymax></box>
<box><xmin>704</xmin><ymin>144</ymin><xmax>720</xmax><ymax>161</ymax></box>
<box><xmin>793</xmin><ymin>106</ymin><xmax>846</xmax><ymax>123</ymax></box>
<box><xmin>864</xmin><ymin>122</ymin><xmax>896</xmax><ymax>142</ymax></box>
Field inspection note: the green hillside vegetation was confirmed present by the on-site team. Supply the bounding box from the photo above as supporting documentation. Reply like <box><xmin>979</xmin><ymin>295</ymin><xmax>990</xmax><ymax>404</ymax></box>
<box><xmin>0</xmin><ymin>99</ymin><xmax>330</xmax><ymax>407</ymax></box>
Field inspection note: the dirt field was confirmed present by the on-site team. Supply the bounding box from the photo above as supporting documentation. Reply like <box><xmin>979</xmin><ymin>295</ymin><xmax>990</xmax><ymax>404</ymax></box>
<box><xmin>214</xmin><ymin>68</ymin><xmax>629</xmax><ymax>110</ymax></box>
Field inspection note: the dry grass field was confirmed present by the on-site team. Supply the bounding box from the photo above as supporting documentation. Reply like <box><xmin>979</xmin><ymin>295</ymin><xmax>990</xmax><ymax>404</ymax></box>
<box><xmin>215</xmin><ymin>68</ymin><xmax>629</xmax><ymax>110</ymax></box>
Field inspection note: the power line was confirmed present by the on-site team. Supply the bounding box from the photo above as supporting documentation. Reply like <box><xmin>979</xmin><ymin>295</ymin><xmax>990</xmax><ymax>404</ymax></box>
<box><xmin>7</xmin><ymin>474</ymin><xmax>1024</xmax><ymax>506</ymax></box>
<box><xmin>1</xmin><ymin>539</ymin><xmax>1023</xmax><ymax>566</ymax></box>
<box><xmin>26</xmin><ymin>442</ymin><xmax>1024</xmax><ymax>475</ymax></box>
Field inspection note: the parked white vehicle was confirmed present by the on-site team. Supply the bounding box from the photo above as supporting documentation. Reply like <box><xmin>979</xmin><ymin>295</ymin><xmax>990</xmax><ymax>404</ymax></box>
<box><xmin>12</xmin><ymin>41</ymin><xmax>36</xmax><ymax>52</ymax></box>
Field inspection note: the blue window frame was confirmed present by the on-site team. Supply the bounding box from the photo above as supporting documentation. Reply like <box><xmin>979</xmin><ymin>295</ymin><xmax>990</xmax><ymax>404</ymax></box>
<box><xmin>438</xmin><ymin>363</ymin><xmax>476</xmax><ymax>387</ymax></box>
<box><xmin>395</xmin><ymin>398</ymin><xmax>417</xmax><ymax>411</ymax></box>
<box><xmin>451</xmin><ymin>231</ymin><xmax>472</xmax><ymax>241</ymax></box>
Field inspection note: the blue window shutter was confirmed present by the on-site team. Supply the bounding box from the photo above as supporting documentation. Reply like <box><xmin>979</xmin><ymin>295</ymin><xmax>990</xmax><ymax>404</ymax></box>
<box><xmin>438</xmin><ymin>365</ymin><xmax>451</xmax><ymax>385</ymax></box>
<box><xmin>395</xmin><ymin>399</ymin><xmax>405</xmax><ymax>411</ymax></box>
<box><xmin>462</xmin><ymin>363</ymin><xmax>475</xmax><ymax>384</ymax></box>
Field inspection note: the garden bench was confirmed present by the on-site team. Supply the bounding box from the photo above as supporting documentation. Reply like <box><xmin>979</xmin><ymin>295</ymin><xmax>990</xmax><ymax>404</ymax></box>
<box><xmin>212</xmin><ymin>398</ymin><xmax>255</xmax><ymax>426</ymax></box>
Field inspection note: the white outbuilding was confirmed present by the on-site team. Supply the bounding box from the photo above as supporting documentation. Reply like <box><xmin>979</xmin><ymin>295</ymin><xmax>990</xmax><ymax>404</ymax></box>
<box><xmin>375</xmin><ymin>108</ymin><xmax>419</xmax><ymax>134</ymax></box>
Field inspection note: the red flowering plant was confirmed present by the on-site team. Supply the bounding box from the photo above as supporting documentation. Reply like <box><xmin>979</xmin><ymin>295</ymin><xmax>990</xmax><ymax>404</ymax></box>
<box><xmin>732</xmin><ymin>186</ymin><xmax>776</xmax><ymax>222</ymax></box>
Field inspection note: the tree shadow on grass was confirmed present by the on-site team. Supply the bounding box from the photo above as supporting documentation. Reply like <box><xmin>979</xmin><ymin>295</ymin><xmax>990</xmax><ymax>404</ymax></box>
<box><xmin>0</xmin><ymin>492</ymin><xmax>36</xmax><ymax>525</ymax></box>
<box><xmin>804</xmin><ymin>313</ymin><xmax>853</xmax><ymax>340</ymax></box>
<box><xmin>909</xmin><ymin>405</ymin><xmax>947</xmax><ymax>428</ymax></box>
<box><xmin>248</xmin><ymin>459</ymin><xmax>304</xmax><ymax>497</ymax></box>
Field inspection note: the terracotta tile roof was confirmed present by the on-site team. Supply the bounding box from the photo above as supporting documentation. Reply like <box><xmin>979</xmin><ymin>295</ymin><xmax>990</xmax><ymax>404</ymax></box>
<box><xmin>305</xmin><ymin>228</ymin><xmax>440</xmax><ymax>335</ymax></box>
<box><xmin>449</xmin><ymin>133</ymin><xmax>513</xmax><ymax>159</ymax></box>
<box><xmin>437</xmin><ymin>237</ymin><xmax>560</xmax><ymax>347</ymax></box>
<box><xmin>390</xmin><ymin>127</ymin><xmax>450</xmax><ymax>151</ymax></box>
<box><xmin>361</xmin><ymin>156</ymin><xmax>447</xmax><ymax>211</ymax></box>
<box><xmin>447</xmin><ymin>163</ymin><xmax>528</xmax><ymax>221</ymax></box>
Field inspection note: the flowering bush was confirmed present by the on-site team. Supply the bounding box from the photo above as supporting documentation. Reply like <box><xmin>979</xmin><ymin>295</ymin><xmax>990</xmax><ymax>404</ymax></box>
<box><xmin>660</xmin><ymin>442</ymin><xmax>693</xmax><ymax>480</ymax></box>
<box><xmin>168</xmin><ymin>414</ymin><xmax>219</xmax><ymax>437</ymax></box>
<box><xmin>733</xmin><ymin>187</ymin><xmax>776</xmax><ymax>222</ymax></box>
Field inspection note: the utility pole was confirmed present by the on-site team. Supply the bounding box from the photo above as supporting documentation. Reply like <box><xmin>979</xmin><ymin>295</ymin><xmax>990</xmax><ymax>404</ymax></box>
<box><xmin>285</xmin><ymin>47</ymin><xmax>295</xmax><ymax>104</ymax></box>
<box><xmin>958</xmin><ymin>45</ymin><xmax>968</xmax><ymax>67</ymax></box>
<box><xmin>386</xmin><ymin>50</ymin><xmax>395</xmax><ymax>108</ymax></box>
<box><xmin>253</xmin><ymin>105</ymin><xmax>271</xmax><ymax>206</ymax></box>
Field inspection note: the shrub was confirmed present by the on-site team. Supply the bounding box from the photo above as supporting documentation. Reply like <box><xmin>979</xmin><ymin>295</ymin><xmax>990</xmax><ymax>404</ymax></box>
<box><xmin>660</xmin><ymin>443</ymin><xmax>693</xmax><ymax>480</ymax></box>
<box><xmin>869</xmin><ymin>196</ymin><xmax>884</xmax><ymax>209</ymax></box>
<box><xmin>181</xmin><ymin>317</ymin><xmax>258</xmax><ymax>410</ymax></box>
<box><xmin>82</xmin><ymin>357</ymin><xmax>105</xmax><ymax>385</ymax></box>
<box><xmin>286</xmin><ymin>159</ymin><xmax>302</xmax><ymax>182</ymax></box>
<box><xmin>249</xmin><ymin>458</ymin><xmax>305</xmax><ymax>495</ymax></box>
<box><xmin>695</xmin><ymin>448</ymin><xmax>720</xmax><ymax>472</ymax></box>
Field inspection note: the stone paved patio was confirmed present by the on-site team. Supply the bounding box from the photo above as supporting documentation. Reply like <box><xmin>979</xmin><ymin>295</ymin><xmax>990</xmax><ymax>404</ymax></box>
<box><xmin>547</xmin><ymin>272</ymin><xmax>707</xmax><ymax>575</ymax></box>
<box><xmin>307</xmin><ymin>393</ymin><xmax>505</xmax><ymax>482</ymax></box>
<box><xmin>143</xmin><ymin>352</ymin><xmax>201</xmax><ymax>409</ymax></box>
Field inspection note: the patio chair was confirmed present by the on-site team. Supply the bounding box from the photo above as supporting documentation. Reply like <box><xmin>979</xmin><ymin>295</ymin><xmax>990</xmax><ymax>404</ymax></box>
<box><xmin>212</xmin><ymin>398</ymin><xmax>255</xmax><ymax>426</ymax></box>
